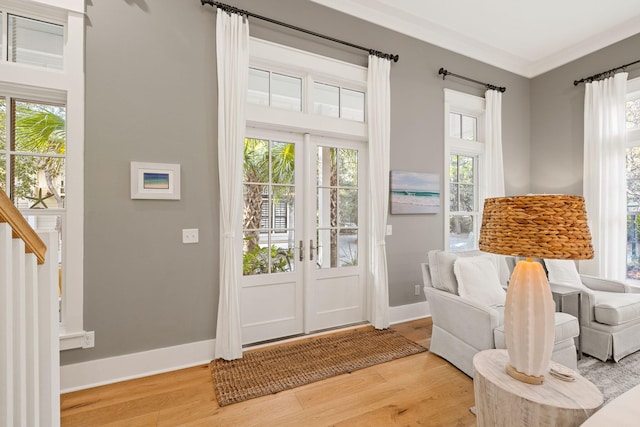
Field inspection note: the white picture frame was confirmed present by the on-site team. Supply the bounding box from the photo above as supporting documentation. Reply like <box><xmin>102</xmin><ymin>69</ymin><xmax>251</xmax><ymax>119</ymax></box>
<box><xmin>130</xmin><ymin>161</ymin><xmax>181</xmax><ymax>200</ymax></box>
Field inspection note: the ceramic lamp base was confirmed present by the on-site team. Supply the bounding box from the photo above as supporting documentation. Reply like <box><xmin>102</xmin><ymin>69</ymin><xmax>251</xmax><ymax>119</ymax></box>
<box><xmin>506</xmin><ymin>363</ymin><xmax>544</xmax><ymax>385</ymax></box>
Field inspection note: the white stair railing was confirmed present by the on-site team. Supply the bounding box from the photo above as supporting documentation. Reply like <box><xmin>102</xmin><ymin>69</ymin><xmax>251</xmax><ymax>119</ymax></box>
<box><xmin>1</xmin><ymin>189</ymin><xmax>59</xmax><ymax>426</ymax></box>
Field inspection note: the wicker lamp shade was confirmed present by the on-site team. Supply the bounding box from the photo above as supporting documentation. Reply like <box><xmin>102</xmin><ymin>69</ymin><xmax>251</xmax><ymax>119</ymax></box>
<box><xmin>479</xmin><ymin>195</ymin><xmax>594</xmax><ymax>260</ymax></box>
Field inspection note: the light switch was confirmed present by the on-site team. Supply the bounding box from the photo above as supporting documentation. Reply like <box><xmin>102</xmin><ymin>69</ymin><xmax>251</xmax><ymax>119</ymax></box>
<box><xmin>386</xmin><ymin>225</ymin><xmax>393</xmax><ymax>235</ymax></box>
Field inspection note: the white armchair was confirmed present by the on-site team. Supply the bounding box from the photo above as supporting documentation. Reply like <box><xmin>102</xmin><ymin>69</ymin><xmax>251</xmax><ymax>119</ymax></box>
<box><xmin>544</xmin><ymin>259</ymin><xmax>640</xmax><ymax>362</ymax></box>
<box><xmin>422</xmin><ymin>250</ymin><xmax>579</xmax><ymax>377</ymax></box>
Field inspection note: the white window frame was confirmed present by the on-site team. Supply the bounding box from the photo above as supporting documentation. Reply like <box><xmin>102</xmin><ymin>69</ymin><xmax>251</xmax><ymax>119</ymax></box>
<box><xmin>247</xmin><ymin>37</ymin><xmax>367</xmax><ymax>140</ymax></box>
<box><xmin>444</xmin><ymin>89</ymin><xmax>486</xmax><ymax>251</ymax></box>
<box><xmin>625</xmin><ymin>77</ymin><xmax>640</xmax><ymax>284</ymax></box>
<box><xmin>0</xmin><ymin>0</ymin><xmax>85</xmax><ymax>350</ymax></box>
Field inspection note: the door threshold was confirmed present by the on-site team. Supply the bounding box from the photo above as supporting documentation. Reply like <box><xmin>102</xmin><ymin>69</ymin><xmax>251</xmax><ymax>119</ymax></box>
<box><xmin>243</xmin><ymin>321</ymin><xmax>370</xmax><ymax>351</ymax></box>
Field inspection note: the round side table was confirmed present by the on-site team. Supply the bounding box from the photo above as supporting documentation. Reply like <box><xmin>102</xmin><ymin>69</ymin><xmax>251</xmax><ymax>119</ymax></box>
<box><xmin>473</xmin><ymin>349</ymin><xmax>603</xmax><ymax>426</ymax></box>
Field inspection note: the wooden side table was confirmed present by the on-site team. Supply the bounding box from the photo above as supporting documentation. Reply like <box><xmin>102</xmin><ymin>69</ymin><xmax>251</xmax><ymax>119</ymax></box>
<box><xmin>473</xmin><ymin>350</ymin><xmax>602</xmax><ymax>426</ymax></box>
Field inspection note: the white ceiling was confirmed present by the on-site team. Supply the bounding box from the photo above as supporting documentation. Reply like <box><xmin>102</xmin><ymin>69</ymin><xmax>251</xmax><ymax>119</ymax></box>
<box><xmin>310</xmin><ymin>0</ymin><xmax>640</xmax><ymax>78</ymax></box>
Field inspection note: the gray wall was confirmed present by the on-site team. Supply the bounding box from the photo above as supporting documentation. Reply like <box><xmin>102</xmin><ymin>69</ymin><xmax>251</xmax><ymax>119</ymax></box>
<box><xmin>531</xmin><ymin>33</ymin><xmax>640</xmax><ymax>195</ymax></box>
<box><xmin>61</xmin><ymin>0</ymin><xmax>531</xmax><ymax>364</ymax></box>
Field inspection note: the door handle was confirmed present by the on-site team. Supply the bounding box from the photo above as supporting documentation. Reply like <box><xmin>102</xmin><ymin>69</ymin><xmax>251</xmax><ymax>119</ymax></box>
<box><xmin>310</xmin><ymin>240</ymin><xmax>316</xmax><ymax>261</ymax></box>
<box><xmin>299</xmin><ymin>240</ymin><xmax>304</xmax><ymax>261</ymax></box>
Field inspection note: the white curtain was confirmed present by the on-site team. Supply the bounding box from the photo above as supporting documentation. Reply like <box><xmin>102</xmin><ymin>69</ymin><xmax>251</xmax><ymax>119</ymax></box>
<box><xmin>367</xmin><ymin>55</ymin><xmax>391</xmax><ymax>329</ymax></box>
<box><xmin>484</xmin><ymin>89</ymin><xmax>505</xmax><ymax>199</ymax></box>
<box><xmin>214</xmin><ymin>10</ymin><xmax>249</xmax><ymax>360</ymax></box>
<box><xmin>582</xmin><ymin>73</ymin><xmax>628</xmax><ymax>281</ymax></box>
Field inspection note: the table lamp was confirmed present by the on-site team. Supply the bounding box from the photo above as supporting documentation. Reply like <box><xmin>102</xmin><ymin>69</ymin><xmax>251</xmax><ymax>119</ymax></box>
<box><xmin>479</xmin><ymin>195</ymin><xmax>593</xmax><ymax>384</ymax></box>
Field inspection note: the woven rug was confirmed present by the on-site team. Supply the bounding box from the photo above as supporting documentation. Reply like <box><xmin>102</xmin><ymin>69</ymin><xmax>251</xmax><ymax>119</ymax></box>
<box><xmin>210</xmin><ymin>327</ymin><xmax>426</xmax><ymax>406</ymax></box>
<box><xmin>578</xmin><ymin>351</ymin><xmax>640</xmax><ymax>404</ymax></box>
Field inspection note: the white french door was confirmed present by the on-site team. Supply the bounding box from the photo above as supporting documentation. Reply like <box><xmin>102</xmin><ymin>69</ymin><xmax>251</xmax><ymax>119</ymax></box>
<box><xmin>240</xmin><ymin>129</ymin><xmax>367</xmax><ymax>344</ymax></box>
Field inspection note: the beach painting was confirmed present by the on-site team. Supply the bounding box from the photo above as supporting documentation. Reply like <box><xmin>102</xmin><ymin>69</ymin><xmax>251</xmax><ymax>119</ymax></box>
<box><xmin>390</xmin><ymin>171</ymin><xmax>440</xmax><ymax>214</ymax></box>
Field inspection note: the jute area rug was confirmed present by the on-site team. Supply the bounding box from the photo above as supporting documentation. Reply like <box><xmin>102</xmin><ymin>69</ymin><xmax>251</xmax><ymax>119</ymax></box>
<box><xmin>210</xmin><ymin>327</ymin><xmax>426</xmax><ymax>406</ymax></box>
<box><xmin>578</xmin><ymin>350</ymin><xmax>640</xmax><ymax>404</ymax></box>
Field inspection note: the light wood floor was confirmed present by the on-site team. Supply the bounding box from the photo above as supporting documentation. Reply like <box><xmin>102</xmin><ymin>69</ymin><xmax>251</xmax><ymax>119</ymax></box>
<box><xmin>61</xmin><ymin>318</ymin><xmax>476</xmax><ymax>426</ymax></box>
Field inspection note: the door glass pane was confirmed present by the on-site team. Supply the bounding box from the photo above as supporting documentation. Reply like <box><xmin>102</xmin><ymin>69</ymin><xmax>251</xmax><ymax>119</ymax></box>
<box><xmin>449</xmin><ymin>215</ymin><xmax>474</xmax><ymax>251</ymax></box>
<box><xmin>338</xmin><ymin>148</ymin><xmax>358</xmax><ymax>186</ymax></box>
<box><xmin>248</xmin><ymin>68</ymin><xmax>269</xmax><ymax>106</ymax></box>
<box><xmin>244</xmin><ymin>139</ymin><xmax>268</xmax><ymax>183</ymax></box>
<box><xmin>313</xmin><ymin>83</ymin><xmax>339</xmax><ymax>118</ymax></box>
<box><xmin>271</xmin><ymin>141</ymin><xmax>294</xmax><ymax>184</ymax></box>
<box><xmin>8</xmin><ymin>15</ymin><xmax>63</xmax><ymax>70</ymax></box>
<box><xmin>341</xmin><ymin>88</ymin><xmax>364</xmax><ymax>122</ymax></box>
<box><xmin>338</xmin><ymin>229</ymin><xmax>358</xmax><ymax>267</ymax></box>
<box><xmin>338</xmin><ymin>189</ymin><xmax>357</xmax><ymax>227</ymax></box>
<box><xmin>271</xmin><ymin>73</ymin><xmax>301</xmax><ymax>111</ymax></box>
<box><xmin>449</xmin><ymin>113</ymin><xmax>461</xmax><ymax>138</ymax></box>
<box><xmin>316</xmin><ymin>228</ymin><xmax>338</xmax><ymax>269</ymax></box>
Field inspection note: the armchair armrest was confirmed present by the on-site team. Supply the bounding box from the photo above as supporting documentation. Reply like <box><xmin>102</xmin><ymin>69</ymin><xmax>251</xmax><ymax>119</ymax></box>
<box><xmin>424</xmin><ymin>286</ymin><xmax>502</xmax><ymax>351</ymax></box>
<box><xmin>580</xmin><ymin>274</ymin><xmax>629</xmax><ymax>293</ymax></box>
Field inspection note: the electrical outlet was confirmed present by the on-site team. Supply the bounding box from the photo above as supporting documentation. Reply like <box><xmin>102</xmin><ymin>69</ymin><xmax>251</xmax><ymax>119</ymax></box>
<box><xmin>182</xmin><ymin>228</ymin><xmax>199</xmax><ymax>244</ymax></box>
<box><xmin>83</xmin><ymin>331</ymin><xmax>95</xmax><ymax>349</ymax></box>
<box><xmin>414</xmin><ymin>285</ymin><xmax>421</xmax><ymax>296</ymax></box>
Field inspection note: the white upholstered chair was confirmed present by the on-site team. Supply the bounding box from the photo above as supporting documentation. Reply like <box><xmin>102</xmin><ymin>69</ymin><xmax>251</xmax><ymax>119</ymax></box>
<box><xmin>422</xmin><ymin>250</ymin><xmax>579</xmax><ymax>377</ymax></box>
<box><xmin>544</xmin><ymin>259</ymin><xmax>640</xmax><ymax>362</ymax></box>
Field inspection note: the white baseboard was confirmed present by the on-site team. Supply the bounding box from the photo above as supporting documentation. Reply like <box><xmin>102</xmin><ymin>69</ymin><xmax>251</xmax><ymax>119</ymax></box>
<box><xmin>60</xmin><ymin>338</ymin><xmax>216</xmax><ymax>393</ymax></box>
<box><xmin>389</xmin><ymin>301</ymin><xmax>431</xmax><ymax>324</ymax></box>
<box><xmin>61</xmin><ymin>302</ymin><xmax>431</xmax><ymax>393</ymax></box>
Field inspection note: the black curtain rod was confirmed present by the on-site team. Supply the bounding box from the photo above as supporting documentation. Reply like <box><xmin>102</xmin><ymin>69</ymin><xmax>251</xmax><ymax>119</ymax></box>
<box><xmin>438</xmin><ymin>68</ymin><xmax>506</xmax><ymax>92</ymax></box>
<box><xmin>574</xmin><ymin>58</ymin><xmax>640</xmax><ymax>86</ymax></box>
<box><xmin>201</xmin><ymin>0</ymin><xmax>399</xmax><ymax>62</ymax></box>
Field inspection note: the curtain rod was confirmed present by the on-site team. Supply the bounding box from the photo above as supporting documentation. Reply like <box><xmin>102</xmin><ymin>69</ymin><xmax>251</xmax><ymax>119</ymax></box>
<box><xmin>438</xmin><ymin>68</ymin><xmax>506</xmax><ymax>93</ymax></box>
<box><xmin>574</xmin><ymin>58</ymin><xmax>640</xmax><ymax>86</ymax></box>
<box><xmin>200</xmin><ymin>0</ymin><xmax>399</xmax><ymax>62</ymax></box>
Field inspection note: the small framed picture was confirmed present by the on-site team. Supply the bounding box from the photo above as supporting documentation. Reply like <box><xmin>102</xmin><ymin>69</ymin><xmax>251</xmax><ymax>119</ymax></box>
<box><xmin>130</xmin><ymin>162</ymin><xmax>180</xmax><ymax>200</ymax></box>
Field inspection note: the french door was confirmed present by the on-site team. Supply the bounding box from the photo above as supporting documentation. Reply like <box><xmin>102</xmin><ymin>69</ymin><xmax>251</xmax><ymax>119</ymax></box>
<box><xmin>240</xmin><ymin>129</ymin><xmax>367</xmax><ymax>344</ymax></box>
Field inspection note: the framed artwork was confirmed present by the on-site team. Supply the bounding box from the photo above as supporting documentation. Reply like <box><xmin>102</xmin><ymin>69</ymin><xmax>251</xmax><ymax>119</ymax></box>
<box><xmin>390</xmin><ymin>171</ymin><xmax>440</xmax><ymax>214</ymax></box>
<box><xmin>130</xmin><ymin>162</ymin><xmax>181</xmax><ymax>200</ymax></box>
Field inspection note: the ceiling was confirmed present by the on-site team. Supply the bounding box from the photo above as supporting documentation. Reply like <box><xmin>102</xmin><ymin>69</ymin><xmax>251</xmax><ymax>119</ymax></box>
<box><xmin>310</xmin><ymin>0</ymin><xmax>640</xmax><ymax>78</ymax></box>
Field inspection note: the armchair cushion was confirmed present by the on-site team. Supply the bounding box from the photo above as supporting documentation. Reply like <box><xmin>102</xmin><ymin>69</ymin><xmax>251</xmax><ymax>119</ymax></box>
<box><xmin>494</xmin><ymin>312</ymin><xmax>579</xmax><ymax>348</ymax></box>
<box><xmin>592</xmin><ymin>290</ymin><xmax>640</xmax><ymax>325</ymax></box>
<box><xmin>544</xmin><ymin>259</ymin><xmax>587</xmax><ymax>290</ymax></box>
<box><xmin>454</xmin><ymin>256</ymin><xmax>506</xmax><ymax>307</ymax></box>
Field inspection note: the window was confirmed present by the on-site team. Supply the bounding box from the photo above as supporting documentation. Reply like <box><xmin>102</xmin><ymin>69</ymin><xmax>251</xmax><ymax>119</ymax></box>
<box><xmin>247</xmin><ymin>39</ymin><xmax>367</xmax><ymax>127</ymax></box>
<box><xmin>0</xmin><ymin>0</ymin><xmax>85</xmax><ymax>349</ymax></box>
<box><xmin>626</xmin><ymin>77</ymin><xmax>640</xmax><ymax>282</ymax></box>
<box><xmin>444</xmin><ymin>89</ymin><xmax>486</xmax><ymax>251</ymax></box>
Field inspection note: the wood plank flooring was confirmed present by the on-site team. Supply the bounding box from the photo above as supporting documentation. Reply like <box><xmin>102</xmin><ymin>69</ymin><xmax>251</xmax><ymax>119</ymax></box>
<box><xmin>61</xmin><ymin>318</ymin><xmax>476</xmax><ymax>426</ymax></box>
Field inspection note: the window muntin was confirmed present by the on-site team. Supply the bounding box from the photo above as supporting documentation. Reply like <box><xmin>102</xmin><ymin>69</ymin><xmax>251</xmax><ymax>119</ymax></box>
<box><xmin>8</xmin><ymin>14</ymin><xmax>64</xmax><ymax>70</ymax></box>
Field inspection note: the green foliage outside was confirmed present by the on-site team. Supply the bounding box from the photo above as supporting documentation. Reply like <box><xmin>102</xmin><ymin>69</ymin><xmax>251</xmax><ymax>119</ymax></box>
<box><xmin>0</xmin><ymin>100</ymin><xmax>66</xmax><ymax>207</ymax></box>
